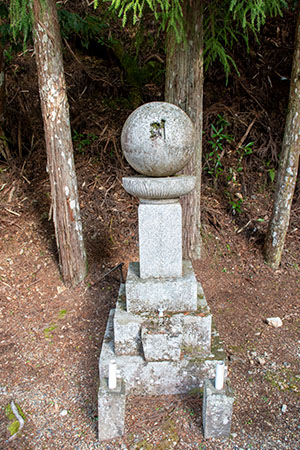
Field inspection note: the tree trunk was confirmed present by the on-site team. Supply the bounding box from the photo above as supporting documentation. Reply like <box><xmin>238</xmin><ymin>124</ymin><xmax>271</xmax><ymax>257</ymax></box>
<box><xmin>0</xmin><ymin>42</ymin><xmax>10</xmax><ymax>160</ymax></box>
<box><xmin>263</xmin><ymin>6</ymin><xmax>300</xmax><ymax>268</ymax></box>
<box><xmin>32</xmin><ymin>0</ymin><xmax>87</xmax><ymax>286</ymax></box>
<box><xmin>165</xmin><ymin>0</ymin><xmax>203</xmax><ymax>260</ymax></box>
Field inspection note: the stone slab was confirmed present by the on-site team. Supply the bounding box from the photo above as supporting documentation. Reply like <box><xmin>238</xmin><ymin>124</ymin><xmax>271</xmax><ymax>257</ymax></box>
<box><xmin>141</xmin><ymin>322</ymin><xmax>182</xmax><ymax>361</ymax></box>
<box><xmin>99</xmin><ymin>308</ymin><xmax>227</xmax><ymax>396</ymax></box>
<box><xmin>98</xmin><ymin>378</ymin><xmax>126</xmax><ymax>441</ymax></box>
<box><xmin>113</xmin><ymin>283</ymin><xmax>211</xmax><ymax>359</ymax></box>
<box><xmin>202</xmin><ymin>378</ymin><xmax>234</xmax><ymax>440</ymax></box>
<box><xmin>114</xmin><ymin>299</ymin><xmax>143</xmax><ymax>356</ymax></box>
<box><xmin>139</xmin><ymin>201</ymin><xmax>182</xmax><ymax>279</ymax></box>
<box><xmin>182</xmin><ymin>314</ymin><xmax>212</xmax><ymax>352</ymax></box>
<box><xmin>126</xmin><ymin>260</ymin><xmax>197</xmax><ymax>313</ymax></box>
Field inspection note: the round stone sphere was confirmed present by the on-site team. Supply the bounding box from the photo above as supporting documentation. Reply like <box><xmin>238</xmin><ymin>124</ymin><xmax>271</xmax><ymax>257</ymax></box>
<box><xmin>121</xmin><ymin>102</ymin><xmax>195</xmax><ymax>177</ymax></box>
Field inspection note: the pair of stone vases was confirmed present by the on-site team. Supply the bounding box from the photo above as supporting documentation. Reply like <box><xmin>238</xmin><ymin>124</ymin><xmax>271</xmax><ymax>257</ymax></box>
<box><xmin>98</xmin><ymin>102</ymin><xmax>233</xmax><ymax>441</ymax></box>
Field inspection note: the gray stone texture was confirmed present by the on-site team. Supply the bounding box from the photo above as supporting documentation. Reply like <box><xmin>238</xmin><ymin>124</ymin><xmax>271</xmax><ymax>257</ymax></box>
<box><xmin>98</xmin><ymin>378</ymin><xmax>126</xmax><ymax>441</ymax></box>
<box><xmin>121</xmin><ymin>102</ymin><xmax>195</xmax><ymax>177</ymax></box>
<box><xmin>125</xmin><ymin>261</ymin><xmax>198</xmax><ymax>313</ymax></box>
<box><xmin>99</xmin><ymin>306</ymin><xmax>226</xmax><ymax>396</ymax></box>
<box><xmin>139</xmin><ymin>201</ymin><xmax>182</xmax><ymax>279</ymax></box>
<box><xmin>114</xmin><ymin>306</ymin><xmax>143</xmax><ymax>356</ymax></box>
<box><xmin>168</xmin><ymin>313</ymin><xmax>212</xmax><ymax>354</ymax></box>
<box><xmin>112</xmin><ymin>284</ymin><xmax>212</xmax><ymax>359</ymax></box>
<box><xmin>182</xmin><ymin>314</ymin><xmax>212</xmax><ymax>352</ymax></box>
<box><xmin>122</xmin><ymin>175</ymin><xmax>196</xmax><ymax>200</ymax></box>
<box><xmin>202</xmin><ymin>378</ymin><xmax>234</xmax><ymax>439</ymax></box>
<box><xmin>141</xmin><ymin>322</ymin><xmax>182</xmax><ymax>361</ymax></box>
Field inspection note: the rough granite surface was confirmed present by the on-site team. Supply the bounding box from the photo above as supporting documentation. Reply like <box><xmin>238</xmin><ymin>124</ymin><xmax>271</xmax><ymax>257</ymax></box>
<box><xmin>98</xmin><ymin>378</ymin><xmax>126</xmax><ymax>441</ymax></box>
<box><xmin>139</xmin><ymin>201</ymin><xmax>182</xmax><ymax>279</ymax></box>
<box><xmin>202</xmin><ymin>378</ymin><xmax>234</xmax><ymax>439</ymax></box>
<box><xmin>121</xmin><ymin>102</ymin><xmax>195</xmax><ymax>177</ymax></box>
<box><xmin>125</xmin><ymin>261</ymin><xmax>198</xmax><ymax>313</ymax></box>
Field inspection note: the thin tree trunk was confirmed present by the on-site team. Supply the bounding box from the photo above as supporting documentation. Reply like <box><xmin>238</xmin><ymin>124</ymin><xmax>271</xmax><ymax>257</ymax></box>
<box><xmin>32</xmin><ymin>0</ymin><xmax>87</xmax><ymax>286</ymax></box>
<box><xmin>263</xmin><ymin>6</ymin><xmax>300</xmax><ymax>268</ymax></box>
<box><xmin>165</xmin><ymin>0</ymin><xmax>203</xmax><ymax>260</ymax></box>
<box><xmin>0</xmin><ymin>42</ymin><xmax>10</xmax><ymax>160</ymax></box>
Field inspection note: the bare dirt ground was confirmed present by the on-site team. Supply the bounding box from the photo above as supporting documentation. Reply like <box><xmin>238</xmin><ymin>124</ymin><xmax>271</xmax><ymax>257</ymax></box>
<box><xmin>0</xmin><ymin>156</ymin><xmax>299</xmax><ymax>450</ymax></box>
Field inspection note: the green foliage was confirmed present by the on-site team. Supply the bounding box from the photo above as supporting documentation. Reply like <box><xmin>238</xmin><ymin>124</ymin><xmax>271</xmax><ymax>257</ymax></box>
<box><xmin>268</xmin><ymin>167</ymin><xmax>276</xmax><ymax>182</ymax></box>
<box><xmin>101</xmin><ymin>0</ymin><xmax>184</xmax><ymax>41</ymax></box>
<box><xmin>204</xmin><ymin>0</ymin><xmax>288</xmax><ymax>79</ymax></box>
<box><xmin>0</xmin><ymin>3</ymin><xmax>10</xmax><ymax>43</ymax></box>
<box><xmin>0</xmin><ymin>3</ymin><xmax>19</xmax><ymax>60</ymax></box>
<box><xmin>73</xmin><ymin>131</ymin><xmax>97</xmax><ymax>154</ymax></box>
<box><xmin>9</xmin><ymin>0</ymin><xmax>33</xmax><ymax>46</ymax></box>
<box><xmin>8</xmin><ymin>1</ymin><xmax>110</xmax><ymax>52</ymax></box>
<box><xmin>57</xmin><ymin>8</ymin><xmax>108</xmax><ymax>49</ymax></box>
<box><xmin>5</xmin><ymin>402</ymin><xmax>26</xmax><ymax>437</ymax></box>
<box><xmin>204</xmin><ymin>115</ymin><xmax>233</xmax><ymax>182</ymax></box>
<box><xmin>104</xmin><ymin>0</ymin><xmax>288</xmax><ymax>78</ymax></box>
<box><xmin>58</xmin><ymin>309</ymin><xmax>67</xmax><ymax>319</ymax></box>
<box><xmin>229</xmin><ymin>196</ymin><xmax>244</xmax><ymax>214</ymax></box>
<box><xmin>225</xmin><ymin>141</ymin><xmax>253</xmax><ymax>182</ymax></box>
<box><xmin>44</xmin><ymin>324</ymin><xmax>58</xmax><ymax>339</ymax></box>
<box><xmin>8</xmin><ymin>0</ymin><xmax>289</xmax><ymax>81</ymax></box>
<box><xmin>229</xmin><ymin>0</ymin><xmax>287</xmax><ymax>28</ymax></box>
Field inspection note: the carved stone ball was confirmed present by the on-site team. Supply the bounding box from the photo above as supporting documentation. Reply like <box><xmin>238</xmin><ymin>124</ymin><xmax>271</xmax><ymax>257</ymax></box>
<box><xmin>121</xmin><ymin>102</ymin><xmax>195</xmax><ymax>177</ymax></box>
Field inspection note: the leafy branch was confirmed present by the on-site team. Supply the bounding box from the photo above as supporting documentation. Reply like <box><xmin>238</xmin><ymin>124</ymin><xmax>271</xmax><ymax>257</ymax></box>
<box><xmin>104</xmin><ymin>0</ymin><xmax>288</xmax><ymax>77</ymax></box>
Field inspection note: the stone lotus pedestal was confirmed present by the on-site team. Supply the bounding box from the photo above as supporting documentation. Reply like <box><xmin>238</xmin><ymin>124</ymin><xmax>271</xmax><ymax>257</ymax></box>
<box><xmin>98</xmin><ymin>102</ymin><xmax>228</xmax><ymax>441</ymax></box>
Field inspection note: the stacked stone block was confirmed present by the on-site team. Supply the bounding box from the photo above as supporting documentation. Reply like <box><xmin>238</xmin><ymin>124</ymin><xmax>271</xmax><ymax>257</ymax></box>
<box><xmin>98</xmin><ymin>102</ymin><xmax>231</xmax><ymax>441</ymax></box>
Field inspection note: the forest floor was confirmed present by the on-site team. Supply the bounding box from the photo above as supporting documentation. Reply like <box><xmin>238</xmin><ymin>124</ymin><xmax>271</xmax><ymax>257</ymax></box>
<box><xmin>0</xmin><ymin>150</ymin><xmax>299</xmax><ymax>450</ymax></box>
<box><xmin>0</xmin><ymin>8</ymin><xmax>300</xmax><ymax>449</ymax></box>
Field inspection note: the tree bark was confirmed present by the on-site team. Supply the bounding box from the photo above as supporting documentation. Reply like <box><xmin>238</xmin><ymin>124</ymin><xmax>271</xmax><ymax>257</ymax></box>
<box><xmin>0</xmin><ymin>42</ymin><xmax>10</xmax><ymax>160</ymax></box>
<box><xmin>32</xmin><ymin>0</ymin><xmax>87</xmax><ymax>286</ymax></box>
<box><xmin>165</xmin><ymin>0</ymin><xmax>203</xmax><ymax>260</ymax></box>
<box><xmin>263</xmin><ymin>6</ymin><xmax>300</xmax><ymax>268</ymax></box>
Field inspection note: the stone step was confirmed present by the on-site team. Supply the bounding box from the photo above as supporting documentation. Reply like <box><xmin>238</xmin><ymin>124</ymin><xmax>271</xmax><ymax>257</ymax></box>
<box><xmin>114</xmin><ymin>283</ymin><xmax>212</xmax><ymax>360</ymax></box>
<box><xmin>125</xmin><ymin>260</ymin><xmax>198</xmax><ymax>313</ymax></box>
<box><xmin>100</xmin><ymin>304</ymin><xmax>226</xmax><ymax>396</ymax></box>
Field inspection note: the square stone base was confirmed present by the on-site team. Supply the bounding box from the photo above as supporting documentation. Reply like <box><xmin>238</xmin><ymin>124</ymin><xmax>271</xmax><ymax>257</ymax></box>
<box><xmin>126</xmin><ymin>260</ymin><xmax>197</xmax><ymax>313</ymax></box>
<box><xmin>99</xmin><ymin>305</ymin><xmax>226</xmax><ymax>396</ymax></box>
<box><xmin>203</xmin><ymin>379</ymin><xmax>234</xmax><ymax>439</ymax></box>
<box><xmin>98</xmin><ymin>378</ymin><xmax>126</xmax><ymax>441</ymax></box>
<box><xmin>113</xmin><ymin>284</ymin><xmax>211</xmax><ymax>359</ymax></box>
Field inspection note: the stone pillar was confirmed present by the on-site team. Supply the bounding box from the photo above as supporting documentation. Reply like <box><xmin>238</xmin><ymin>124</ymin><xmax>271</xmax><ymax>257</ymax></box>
<box><xmin>98</xmin><ymin>378</ymin><xmax>126</xmax><ymax>441</ymax></box>
<box><xmin>139</xmin><ymin>200</ymin><xmax>182</xmax><ymax>279</ymax></box>
<box><xmin>202</xmin><ymin>378</ymin><xmax>234</xmax><ymax>439</ymax></box>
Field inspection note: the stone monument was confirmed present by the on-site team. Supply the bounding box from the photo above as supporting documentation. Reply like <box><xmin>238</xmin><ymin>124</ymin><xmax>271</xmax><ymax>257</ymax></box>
<box><xmin>98</xmin><ymin>102</ymin><xmax>228</xmax><ymax>441</ymax></box>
